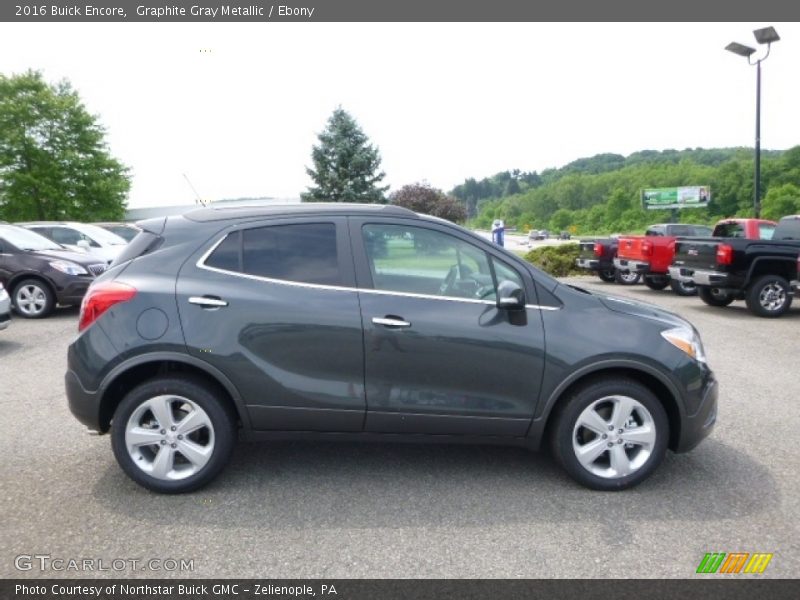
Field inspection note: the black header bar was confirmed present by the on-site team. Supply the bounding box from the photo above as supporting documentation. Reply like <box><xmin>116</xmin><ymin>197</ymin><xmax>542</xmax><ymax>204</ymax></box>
<box><xmin>2</xmin><ymin>0</ymin><xmax>800</xmax><ymax>22</ymax></box>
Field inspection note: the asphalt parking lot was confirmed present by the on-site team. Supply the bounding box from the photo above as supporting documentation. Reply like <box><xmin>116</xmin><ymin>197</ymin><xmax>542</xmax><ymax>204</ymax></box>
<box><xmin>1</xmin><ymin>276</ymin><xmax>799</xmax><ymax>579</ymax></box>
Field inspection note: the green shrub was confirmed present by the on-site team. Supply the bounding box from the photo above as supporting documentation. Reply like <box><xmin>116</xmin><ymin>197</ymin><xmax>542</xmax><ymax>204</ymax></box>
<box><xmin>522</xmin><ymin>243</ymin><xmax>582</xmax><ymax>277</ymax></box>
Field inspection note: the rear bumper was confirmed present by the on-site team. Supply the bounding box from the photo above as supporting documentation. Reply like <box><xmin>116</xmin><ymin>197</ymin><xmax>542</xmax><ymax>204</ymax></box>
<box><xmin>791</xmin><ymin>280</ymin><xmax>799</xmax><ymax>293</ymax></box>
<box><xmin>675</xmin><ymin>375</ymin><xmax>718</xmax><ymax>453</ymax></box>
<box><xmin>613</xmin><ymin>258</ymin><xmax>651</xmax><ymax>273</ymax></box>
<box><xmin>668</xmin><ymin>266</ymin><xmax>695</xmax><ymax>283</ymax></box>
<box><xmin>692</xmin><ymin>269</ymin><xmax>731</xmax><ymax>287</ymax></box>
<box><xmin>65</xmin><ymin>369</ymin><xmax>103</xmax><ymax>432</ymax></box>
<box><xmin>575</xmin><ymin>258</ymin><xmax>601</xmax><ymax>270</ymax></box>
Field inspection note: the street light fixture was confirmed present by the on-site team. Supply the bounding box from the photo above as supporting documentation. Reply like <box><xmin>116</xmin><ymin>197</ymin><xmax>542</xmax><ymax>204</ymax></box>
<box><xmin>726</xmin><ymin>26</ymin><xmax>780</xmax><ymax>219</ymax></box>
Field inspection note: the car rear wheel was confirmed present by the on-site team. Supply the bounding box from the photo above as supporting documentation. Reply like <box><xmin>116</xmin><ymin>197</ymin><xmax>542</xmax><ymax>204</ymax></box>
<box><xmin>12</xmin><ymin>278</ymin><xmax>55</xmax><ymax>319</ymax></box>
<box><xmin>698</xmin><ymin>286</ymin><xmax>735</xmax><ymax>307</ymax></box>
<box><xmin>597</xmin><ymin>269</ymin><xmax>616</xmax><ymax>283</ymax></box>
<box><xmin>111</xmin><ymin>375</ymin><xmax>236</xmax><ymax>493</ymax></box>
<box><xmin>550</xmin><ymin>378</ymin><xmax>668</xmax><ymax>491</ymax></box>
<box><xmin>745</xmin><ymin>275</ymin><xmax>793</xmax><ymax>318</ymax></box>
<box><xmin>643</xmin><ymin>275</ymin><xmax>669</xmax><ymax>291</ymax></box>
<box><xmin>614</xmin><ymin>270</ymin><xmax>641</xmax><ymax>285</ymax></box>
<box><xmin>669</xmin><ymin>278</ymin><xmax>697</xmax><ymax>296</ymax></box>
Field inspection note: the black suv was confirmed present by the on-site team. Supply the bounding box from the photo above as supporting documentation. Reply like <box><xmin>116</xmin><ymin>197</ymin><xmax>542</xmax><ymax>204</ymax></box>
<box><xmin>0</xmin><ymin>224</ymin><xmax>108</xmax><ymax>318</ymax></box>
<box><xmin>66</xmin><ymin>204</ymin><xmax>718</xmax><ymax>493</ymax></box>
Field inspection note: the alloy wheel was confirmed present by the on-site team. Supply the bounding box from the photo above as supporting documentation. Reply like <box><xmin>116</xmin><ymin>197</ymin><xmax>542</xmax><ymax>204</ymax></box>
<box><xmin>125</xmin><ymin>395</ymin><xmax>215</xmax><ymax>481</ymax></box>
<box><xmin>572</xmin><ymin>395</ymin><xmax>656</xmax><ymax>479</ymax></box>
<box><xmin>15</xmin><ymin>284</ymin><xmax>47</xmax><ymax>316</ymax></box>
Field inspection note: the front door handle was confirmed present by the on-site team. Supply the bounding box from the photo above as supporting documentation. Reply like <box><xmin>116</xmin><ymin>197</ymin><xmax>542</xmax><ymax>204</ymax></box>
<box><xmin>372</xmin><ymin>316</ymin><xmax>411</xmax><ymax>328</ymax></box>
<box><xmin>189</xmin><ymin>296</ymin><xmax>228</xmax><ymax>308</ymax></box>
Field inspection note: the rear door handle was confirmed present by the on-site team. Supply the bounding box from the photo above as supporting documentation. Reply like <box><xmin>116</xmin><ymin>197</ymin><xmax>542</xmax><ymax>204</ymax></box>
<box><xmin>372</xmin><ymin>317</ymin><xmax>411</xmax><ymax>328</ymax></box>
<box><xmin>188</xmin><ymin>296</ymin><xmax>228</xmax><ymax>308</ymax></box>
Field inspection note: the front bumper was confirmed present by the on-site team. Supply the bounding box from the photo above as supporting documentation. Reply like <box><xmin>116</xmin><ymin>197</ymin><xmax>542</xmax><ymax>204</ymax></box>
<box><xmin>613</xmin><ymin>257</ymin><xmax>651</xmax><ymax>274</ymax></box>
<box><xmin>691</xmin><ymin>269</ymin><xmax>731</xmax><ymax>287</ymax></box>
<box><xmin>668</xmin><ymin>265</ymin><xmax>695</xmax><ymax>283</ymax></box>
<box><xmin>675</xmin><ymin>375</ymin><xmax>718</xmax><ymax>453</ymax></box>
<box><xmin>54</xmin><ymin>279</ymin><xmax>92</xmax><ymax>306</ymax></box>
<box><xmin>0</xmin><ymin>291</ymin><xmax>10</xmax><ymax>330</ymax></box>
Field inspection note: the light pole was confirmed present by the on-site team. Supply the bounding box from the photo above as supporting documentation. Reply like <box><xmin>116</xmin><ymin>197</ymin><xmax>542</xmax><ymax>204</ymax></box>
<box><xmin>726</xmin><ymin>26</ymin><xmax>780</xmax><ymax>219</ymax></box>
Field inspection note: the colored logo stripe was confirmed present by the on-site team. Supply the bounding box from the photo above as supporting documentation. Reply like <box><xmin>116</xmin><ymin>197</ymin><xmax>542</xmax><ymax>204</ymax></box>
<box><xmin>696</xmin><ymin>553</ymin><xmax>773</xmax><ymax>574</ymax></box>
<box><xmin>744</xmin><ymin>553</ymin><xmax>773</xmax><ymax>574</ymax></box>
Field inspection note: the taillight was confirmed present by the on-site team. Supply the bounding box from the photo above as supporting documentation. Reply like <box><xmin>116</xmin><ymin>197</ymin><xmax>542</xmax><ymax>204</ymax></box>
<box><xmin>642</xmin><ymin>241</ymin><xmax>653</xmax><ymax>257</ymax></box>
<box><xmin>593</xmin><ymin>243</ymin><xmax>604</xmax><ymax>257</ymax></box>
<box><xmin>78</xmin><ymin>282</ymin><xmax>137</xmax><ymax>332</ymax></box>
<box><xmin>716</xmin><ymin>244</ymin><xmax>733</xmax><ymax>265</ymax></box>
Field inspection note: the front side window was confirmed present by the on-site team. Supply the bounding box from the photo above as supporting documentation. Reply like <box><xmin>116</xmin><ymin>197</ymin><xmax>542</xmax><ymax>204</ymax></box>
<box><xmin>362</xmin><ymin>224</ymin><xmax>518</xmax><ymax>301</ymax></box>
<box><xmin>204</xmin><ymin>223</ymin><xmax>341</xmax><ymax>286</ymax></box>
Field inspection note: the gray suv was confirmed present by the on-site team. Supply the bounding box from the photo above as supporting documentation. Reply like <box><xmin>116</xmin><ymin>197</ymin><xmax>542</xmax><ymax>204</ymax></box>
<box><xmin>65</xmin><ymin>204</ymin><xmax>718</xmax><ymax>493</ymax></box>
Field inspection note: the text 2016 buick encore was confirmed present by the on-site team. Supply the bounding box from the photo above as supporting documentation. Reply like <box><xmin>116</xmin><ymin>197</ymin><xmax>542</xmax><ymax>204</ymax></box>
<box><xmin>65</xmin><ymin>204</ymin><xmax>717</xmax><ymax>493</ymax></box>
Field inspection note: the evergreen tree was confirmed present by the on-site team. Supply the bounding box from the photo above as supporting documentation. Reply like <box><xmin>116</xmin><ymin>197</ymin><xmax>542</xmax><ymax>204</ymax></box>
<box><xmin>302</xmin><ymin>107</ymin><xmax>388</xmax><ymax>203</ymax></box>
<box><xmin>0</xmin><ymin>70</ymin><xmax>130</xmax><ymax>221</ymax></box>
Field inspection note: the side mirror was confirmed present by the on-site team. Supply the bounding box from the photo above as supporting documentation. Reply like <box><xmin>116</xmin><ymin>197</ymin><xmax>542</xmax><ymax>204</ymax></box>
<box><xmin>496</xmin><ymin>280</ymin><xmax>525</xmax><ymax>310</ymax></box>
<box><xmin>76</xmin><ymin>239</ymin><xmax>90</xmax><ymax>249</ymax></box>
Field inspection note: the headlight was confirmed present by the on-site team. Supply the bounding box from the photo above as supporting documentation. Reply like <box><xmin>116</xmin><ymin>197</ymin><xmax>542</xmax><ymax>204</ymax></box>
<box><xmin>661</xmin><ymin>326</ymin><xmax>706</xmax><ymax>363</ymax></box>
<box><xmin>49</xmin><ymin>260</ymin><xmax>89</xmax><ymax>276</ymax></box>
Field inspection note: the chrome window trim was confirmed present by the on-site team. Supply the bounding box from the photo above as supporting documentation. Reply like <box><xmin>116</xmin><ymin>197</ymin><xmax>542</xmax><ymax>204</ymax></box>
<box><xmin>196</xmin><ymin>234</ymin><xmax>561</xmax><ymax>311</ymax></box>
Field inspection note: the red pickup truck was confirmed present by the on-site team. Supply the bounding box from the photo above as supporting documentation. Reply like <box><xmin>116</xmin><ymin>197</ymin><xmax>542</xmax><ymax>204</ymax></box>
<box><xmin>613</xmin><ymin>220</ymin><xmax>775</xmax><ymax>295</ymax></box>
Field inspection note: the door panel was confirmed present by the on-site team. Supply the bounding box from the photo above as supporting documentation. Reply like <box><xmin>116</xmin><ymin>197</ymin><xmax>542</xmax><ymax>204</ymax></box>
<box><xmin>351</xmin><ymin>219</ymin><xmax>546</xmax><ymax>436</ymax></box>
<box><xmin>176</xmin><ymin>217</ymin><xmax>365</xmax><ymax>432</ymax></box>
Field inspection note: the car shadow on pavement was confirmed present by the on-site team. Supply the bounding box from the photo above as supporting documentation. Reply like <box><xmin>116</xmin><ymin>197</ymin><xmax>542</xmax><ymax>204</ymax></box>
<box><xmin>0</xmin><ymin>338</ymin><xmax>24</xmax><ymax>357</ymax></box>
<box><xmin>91</xmin><ymin>437</ymin><xmax>778</xmax><ymax>531</ymax></box>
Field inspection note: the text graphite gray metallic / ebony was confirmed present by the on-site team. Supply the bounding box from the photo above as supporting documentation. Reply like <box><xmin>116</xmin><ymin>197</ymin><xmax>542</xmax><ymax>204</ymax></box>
<box><xmin>64</xmin><ymin>204</ymin><xmax>718</xmax><ymax>493</ymax></box>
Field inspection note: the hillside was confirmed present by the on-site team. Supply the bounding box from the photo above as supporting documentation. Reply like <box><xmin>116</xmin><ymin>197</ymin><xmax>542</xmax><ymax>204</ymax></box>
<box><xmin>451</xmin><ymin>147</ymin><xmax>800</xmax><ymax>234</ymax></box>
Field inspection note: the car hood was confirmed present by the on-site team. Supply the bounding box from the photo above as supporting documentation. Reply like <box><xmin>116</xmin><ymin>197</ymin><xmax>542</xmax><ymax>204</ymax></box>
<box><xmin>31</xmin><ymin>248</ymin><xmax>106</xmax><ymax>266</ymax></box>
<box><xmin>594</xmin><ymin>291</ymin><xmax>689</xmax><ymax>328</ymax></box>
<box><xmin>558</xmin><ymin>282</ymin><xmax>689</xmax><ymax>329</ymax></box>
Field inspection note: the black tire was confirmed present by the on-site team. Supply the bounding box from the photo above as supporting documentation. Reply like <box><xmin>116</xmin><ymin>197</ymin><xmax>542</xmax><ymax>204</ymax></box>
<box><xmin>111</xmin><ymin>375</ymin><xmax>237</xmax><ymax>493</ymax></box>
<box><xmin>597</xmin><ymin>269</ymin><xmax>617</xmax><ymax>283</ymax></box>
<box><xmin>12</xmin><ymin>278</ymin><xmax>55</xmax><ymax>319</ymax></box>
<box><xmin>698</xmin><ymin>286</ymin><xmax>735</xmax><ymax>307</ymax></box>
<box><xmin>643</xmin><ymin>275</ymin><xmax>669</xmax><ymax>291</ymax></box>
<box><xmin>614</xmin><ymin>270</ymin><xmax>641</xmax><ymax>286</ymax></box>
<box><xmin>669</xmin><ymin>278</ymin><xmax>697</xmax><ymax>296</ymax></box>
<box><xmin>744</xmin><ymin>274</ymin><xmax>793</xmax><ymax>318</ymax></box>
<box><xmin>550</xmin><ymin>377</ymin><xmax>669</xmax><ymax>491</ymax></box>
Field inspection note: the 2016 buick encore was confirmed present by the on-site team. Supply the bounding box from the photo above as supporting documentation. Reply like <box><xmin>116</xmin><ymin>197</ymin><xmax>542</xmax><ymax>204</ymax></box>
<box><xmin>65</xmin><ymin>204</ymin><xmax>718</xmax><ymax>493</ymax></box>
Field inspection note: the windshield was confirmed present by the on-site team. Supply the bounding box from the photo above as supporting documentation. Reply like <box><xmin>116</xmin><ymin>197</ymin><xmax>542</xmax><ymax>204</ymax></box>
<box><xmin>74</xmin><ymin>224</ymin><xmax>127</xmax><ymax>245</ymax></box>
<box><xmin>0</xmin><ymin>225</ymin><xmax>63</xmax><ymax>251</ymax></box>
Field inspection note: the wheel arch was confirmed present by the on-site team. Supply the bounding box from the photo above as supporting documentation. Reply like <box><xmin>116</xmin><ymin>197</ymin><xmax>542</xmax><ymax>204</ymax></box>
<box><xmin>96</xmin><ymin>353</ymin><xmax>251</xmax><ymax>433</ymax></box>
<box><xmin>535</xmin><ymin>363</ymin><xmax>683</xmax><ymax>452</ymax></box>
<box><xmin>8</xmin><ymin>272</ymin><xmax>57</xmax><ymax>299</ymax></box>
<box><xmin>746</xmin><ymin>257</ymin><xmax>795</xmax><ymax>283</ymax></box>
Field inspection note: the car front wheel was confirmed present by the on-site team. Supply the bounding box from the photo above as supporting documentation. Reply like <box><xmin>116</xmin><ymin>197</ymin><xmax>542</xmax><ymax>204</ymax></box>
<box><xmin>12</xmin><ymin>278</ymin><xmax>55</xmax><ymax>318</ymax></box>
<box><xmin>551</xmin><ymin>378</ymin><xmax>669</xmax><ymax>491</ymax></box>
<box><xmin>111</xmin><ymin>376</ymin><xmax>236</xmax><ymax>493</ymax></box>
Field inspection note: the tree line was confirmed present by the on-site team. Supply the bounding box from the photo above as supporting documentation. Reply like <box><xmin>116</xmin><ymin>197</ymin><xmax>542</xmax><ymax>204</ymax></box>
<box><xmin>2</xmin><ymin>71</ymin><xmax>798</xmax><ymax>232</ymax></box>
<box><xmin>458</xmin><ymin>148</ymin><xmax>800</xmax><ymax>234</ymax></box>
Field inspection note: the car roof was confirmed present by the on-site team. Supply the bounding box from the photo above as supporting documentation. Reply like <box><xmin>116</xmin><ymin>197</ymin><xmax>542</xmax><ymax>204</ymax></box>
<box><xmin>182</xmin><ymin>203</ymin><xmax>416</xmax><ymax>223</ymax></box>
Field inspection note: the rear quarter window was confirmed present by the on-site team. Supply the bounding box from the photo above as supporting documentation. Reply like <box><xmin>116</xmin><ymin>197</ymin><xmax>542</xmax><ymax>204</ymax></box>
<box><xmin>111</xmin><ymin>231</ymin><xmax>162</xmax><ymax>266</ymax></box>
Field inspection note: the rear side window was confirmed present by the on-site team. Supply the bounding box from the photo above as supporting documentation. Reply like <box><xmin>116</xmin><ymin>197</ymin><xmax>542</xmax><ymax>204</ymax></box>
<box><xmin>205</xmin><ymin>223</ymin><xmax>341</xmax><ymax>286</ymax></box>
<box><xmin>111</xmin><ymin>231</ymin><xmax>162</xmax><ymax>266</ymax></box>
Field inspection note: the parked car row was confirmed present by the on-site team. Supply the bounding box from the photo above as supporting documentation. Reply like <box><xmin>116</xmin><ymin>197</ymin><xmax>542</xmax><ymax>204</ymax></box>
<box><xmin>0</xmin><ymin>221</ymin><xmax>139</xmax><ymax>320</ymax></box>
<box><xmin>577</xmin><ymin>216</ymin><xmax>800</xmax><ymax>318</ymax></box>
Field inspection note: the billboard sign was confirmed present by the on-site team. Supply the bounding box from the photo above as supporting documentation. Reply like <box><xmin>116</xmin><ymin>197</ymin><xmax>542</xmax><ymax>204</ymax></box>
<box><xmin>641</xmin><ymin>186</ymin><xmax>710</xmax><ymax>210</ymax></box>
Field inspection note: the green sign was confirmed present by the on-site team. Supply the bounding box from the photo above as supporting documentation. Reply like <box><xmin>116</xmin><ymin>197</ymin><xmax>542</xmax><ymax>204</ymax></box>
<box><xmin>641</xmin><ymin>186</ymin><xmax>710</xmax><ymax>210</ymax></box>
